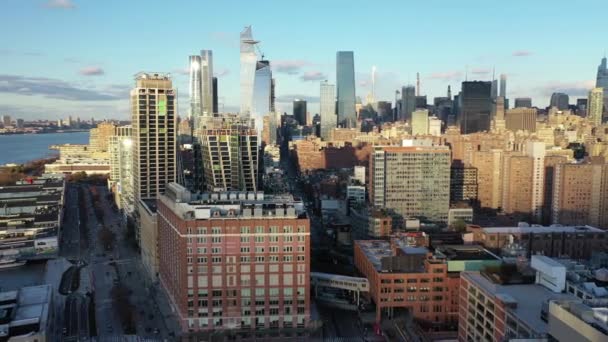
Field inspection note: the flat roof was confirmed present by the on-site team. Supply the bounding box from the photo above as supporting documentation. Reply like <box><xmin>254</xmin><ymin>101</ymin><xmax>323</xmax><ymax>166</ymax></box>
<box><xmin>356</xmin><ymin>240</ymin><xmax>394</xmax><ymax>271</ymax></box>
<box><xmin>436</xmin><ymin>245</ymin><xmax>500</xmax><ymax>261</ymax></box>
<box><xmin>463</xmin><ymin>272</ymin><xmax>573</xmax><ymax>335</ymax></box>
<box><xmin>481</xmin><ymin>225</ymin><xmax>604</xmax><ymax>234</ymax></box>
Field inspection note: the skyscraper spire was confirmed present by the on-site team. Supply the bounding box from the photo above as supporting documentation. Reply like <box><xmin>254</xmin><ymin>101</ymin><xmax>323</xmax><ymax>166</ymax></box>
<box><xmin>447</xmin><ymin>85</ymin><xmax>452</xmax><ymax>99</ymax></box>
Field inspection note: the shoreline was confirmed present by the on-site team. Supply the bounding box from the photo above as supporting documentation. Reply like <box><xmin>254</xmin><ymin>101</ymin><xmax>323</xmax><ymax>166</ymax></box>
<box><xmin>0</xmin><ymin>130</ymin><xmax>90</xmax><ymax>136</ymax></box>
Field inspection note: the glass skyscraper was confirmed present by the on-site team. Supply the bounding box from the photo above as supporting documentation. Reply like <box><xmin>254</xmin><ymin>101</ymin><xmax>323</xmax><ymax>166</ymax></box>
<box><xmin>200</xmin><ymin>50</ymin><xmax>214</xmax><ymax>116</ymax></box>
<box><xmin>336</xmin><ymin>51</ymin><xmax>356</xmax><ymax>128</ymax></box>
<box><xmin>240</xmin><ymin>26</ymin><xmax>258</xmax><ymax>115</ymax></box>
<box><xmin>252</xmin><ymin>60</ymin><xmax>272</xmax><ymax>141</ymax></box>
<box><xmin>320</xmin><ymin>81</ymin><xmax>336</xmax><ymax>140</ymax></box>
<box><xmin>189</xmin><ymin>55</ymin><xmax>202</xmax><ymax>119</ymax></box>
<box><xmin>400</xmin><ymin>85</ymin><xmax>415</xmax><ymax>122</ymax></box>
<box><xmin>597</xmin><ymin>57</ymin><xmax>608</xmax><ymax>102</ymax></box>
<box><xmin>460</xmin><ymin>81</ymin><xmax>492</xmax><ymax>134</ymax></box>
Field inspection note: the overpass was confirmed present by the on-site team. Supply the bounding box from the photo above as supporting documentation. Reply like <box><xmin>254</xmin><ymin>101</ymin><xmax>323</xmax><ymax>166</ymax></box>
<box><xmin>311</xmin><ymin>272</ymin><xmax>369</xmax><ymax>307</ymax></box>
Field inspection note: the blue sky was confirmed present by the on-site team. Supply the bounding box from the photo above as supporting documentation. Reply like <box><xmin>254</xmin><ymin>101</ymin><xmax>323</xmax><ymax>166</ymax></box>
<box><xmin>0</xmin><ymin>0</ymin><xmax>605</xmax><ymax>120</ymax></box>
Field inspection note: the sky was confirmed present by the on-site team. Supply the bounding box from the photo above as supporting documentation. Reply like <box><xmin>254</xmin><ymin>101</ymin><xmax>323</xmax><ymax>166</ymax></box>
<box><xmin>0</xmin><ymin>0</ymin><xmax>605</xmax><ymax>120</ymax></box>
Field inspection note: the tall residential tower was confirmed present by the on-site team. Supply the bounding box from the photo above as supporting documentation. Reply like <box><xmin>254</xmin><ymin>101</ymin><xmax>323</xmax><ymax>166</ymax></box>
<box><xmin>130</xmin><ymin>72</ymin><xmax>177</xmax><ymax>201</ymax></box>
<box><xmin>320</xmin><ymin>81</ymin><xmax>336</xmax><ymax>140</ymax></box>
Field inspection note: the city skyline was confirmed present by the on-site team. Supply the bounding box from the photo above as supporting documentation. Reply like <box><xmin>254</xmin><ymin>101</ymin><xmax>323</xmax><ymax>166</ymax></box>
<box><xmin>1</xmin><ymin>0</ymin><xmax>606</xmax><ymax>120</ymax></box>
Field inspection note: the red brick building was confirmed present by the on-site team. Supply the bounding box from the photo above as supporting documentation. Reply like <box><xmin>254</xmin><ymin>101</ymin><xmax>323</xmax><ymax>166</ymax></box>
<box><xmin>157</xmin><ymin>183</ymin><xmax>311</xmax><ymax>336</ymax></box>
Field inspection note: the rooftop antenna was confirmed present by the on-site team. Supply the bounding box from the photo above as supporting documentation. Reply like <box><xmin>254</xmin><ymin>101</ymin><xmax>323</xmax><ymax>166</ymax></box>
<box><xmin>465</xmin><ymin>65</ymin><xmax>468</xmax><ymax>81</ymax></box>
<box><xmin>416</xmin><ymin>72</ymin><xmax>420</xmax><ymax>96</ymax></box>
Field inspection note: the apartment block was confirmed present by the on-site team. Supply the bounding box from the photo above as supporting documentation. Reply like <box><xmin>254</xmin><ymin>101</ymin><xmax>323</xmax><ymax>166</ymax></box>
<box><xmin>505</xmin><ymin>107</ymin><xmax>537</xmax><ymax>133</ymax></box>
<box><xmin>552</xmin><ymin>162</ymin><xmax>608</xmax><ymax>228</ymax></box>
<box><xmin>157</xmin><ymin>183</ymin><xmax>311</xmax><ymax>335</ymax></box>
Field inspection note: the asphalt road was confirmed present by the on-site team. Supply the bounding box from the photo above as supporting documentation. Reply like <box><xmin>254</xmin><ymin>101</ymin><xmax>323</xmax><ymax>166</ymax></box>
<box><xmin>63</xmin><ymin>293</ymin><xmax>89</xmax><ymax>341</ymax></box>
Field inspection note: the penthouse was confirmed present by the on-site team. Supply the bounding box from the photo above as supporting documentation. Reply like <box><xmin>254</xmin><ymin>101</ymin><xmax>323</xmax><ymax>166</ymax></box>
<box><xmin>467</xmin><ymin>223</ymin><xmax>607</xmax><ymax>259</ymax></box>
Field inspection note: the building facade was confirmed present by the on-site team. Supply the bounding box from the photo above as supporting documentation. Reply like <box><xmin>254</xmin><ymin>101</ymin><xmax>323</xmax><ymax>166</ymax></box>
<box><xmin>157</xmin><ymin>183</ymin><xmax>311</xmax><ymax>334</ymax></box>
<box><xmin>320</xmin><ymin>81</ymin><xmax>336</xmax><ymax>140</ymax></box>
<box><xmin>198</xmin><ymin>114</ymin><xmax>258</xmax><ymax>192</ymax></box>
<box><xmin>588</xmin><ymin>87</ymin><xmax>604</xmax><ymax>127</ymax></box>
<box><xmin>336</xmin><ymin>51</ymin><xmax>356</xmax><ymax>128</ymax></box>
<box><xmin>130</xmin><ymin>72</ymin><xmax>177</xmax><ymax>201</ymax></box>
<box><xmin>505</xmin><ymin>107</ymin><xmax>537</xmax><ymax>132</ymax></box>
<box><xmin>460</xmin><ymin>81</ymin><xmax>492</xmax><ymax>134</ymax></box>
<box><xmin>370</xmin><ymin>145</ymin><xmax>450</xmax><ymax>224</ymax></box>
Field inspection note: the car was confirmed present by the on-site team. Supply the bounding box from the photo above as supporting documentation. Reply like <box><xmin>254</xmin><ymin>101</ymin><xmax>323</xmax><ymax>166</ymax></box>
<box><xmin>153</xmin><ymin>328</ymin><xmax>160</xmax><ymax>334</ymax></box>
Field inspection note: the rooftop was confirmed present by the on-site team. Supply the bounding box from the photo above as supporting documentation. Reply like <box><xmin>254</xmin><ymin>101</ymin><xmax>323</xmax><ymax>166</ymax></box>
<box><xmin>479</xmin><ymin>224</ymin><xmax>605</xmax><ymax>234</ymax></box>
<box><xmin>463</xmin><ymin>272</ymin><xmax>573</xmax><ymax>335</ymax></box>
<box><xmin>435</xmin><ymin>245</ymin><xmax>500</xmax><ymax>261</ymax></box>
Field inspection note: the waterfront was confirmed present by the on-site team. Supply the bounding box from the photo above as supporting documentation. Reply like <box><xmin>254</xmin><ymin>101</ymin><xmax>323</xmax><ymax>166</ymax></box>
<box><xmin>0</xmin><ymin>131</ymin><xmax>89</xmax><ymax>165</ymax></box>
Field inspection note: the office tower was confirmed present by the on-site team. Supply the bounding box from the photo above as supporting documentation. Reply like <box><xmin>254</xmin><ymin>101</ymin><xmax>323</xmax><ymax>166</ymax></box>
<box><xmin>587</xmin><ymin>87</ymin><xmax>604</xmax><ymax>126</ymax></box>
<box><xmin>434</xmin><ymin>96</ymin><xmax>453</xmax><ymax>123</ymax></box>
<box><xmin>450</xmin><ymin>164</ymin><xmax>478</xmax><ymax>203</ymax></box>
<box><xmin>198</xmin><ymin>114</ymin><xmax>258</xmax><ymax>192</ymax></box>
<box><xmin>293</xmin><ymin>99</ymin><xmax>307</xmax><ymax>126</ymax></box>
<box><xmin>415</xmin><ymin>95</ymin><xmax>427</xmax><ymax>109</ymax></box>
<box><xmin>130</xmin><ymin>72</ymin><xmax>177</xmax><ymax>201</ymax></box>
<box><xmin>369</xmin><ymin>145</ymin><xmax>451</xmax><ymax>224</ymax></box>
<box><xmin>514</xmin><ymin>97</ymin><xmax>532</xmax><ymax>108</ymax></box>
<box><xmin>499</xmin><ymin>74</ymin><xmax>507</xmax><ymax>98</ymax></box>
<box><xmin>157</xmin><ymin>183</ymin><xmax>311</xmax><ymax>334</ymax></box>
<box><xmin>1</xmin><ymin>115</ymin><xmax>11</xmax><ymax>127</ymax></box>
<box><xmin>320</xmin><ymin>81</ymin><xmax>336</xmax><ymax>140</ymax></box>
<box><xmin>491</xmin><ymin>79</ymin><xmax>498</xmax><ymax>99</ymax></box>
<box><xmin>336</xmin><ymin>51</ymin><xmax>356</xmax><ymax>128</ymax></box>
<box><xmin>460</xmin><ymin>81</ymin><xmax>492</xmax><ymax>134</ymax></box>
<box><xmin>527</xmin><ymin>141</ymin><xmax>546</xmax><ymax>222</ymax></box>
<box><xmin>240</xmin><ymin>26</ymin><xmax>258</xmax><ymax>115</ymax></box>
<box><xmin>200</xmin><ymin>50</ymin><xmax>214</xmax><ymax>116</ymax></box>
<box><xmin>400</xmin><ymin>85</ymin><xmax>416</xmax><ymax>122</ymax></box>
<box><xmin>552</xmin><ymin>162</ymin><xmax>608</xmax><ymax>228</ymax></box>
<box><xmin>550</xmin><ymin>92</ymin><xmax>569</xmax><ymax>110</ymax></box>
<box><xmin>411</xmin><ymin>109</ymin><xmax>429</xmax><ymax>135</ymax></box>
<box><xmin>596</xmin><ymin>56</ymin><xmax>608</xmax><ymax>100</ymax></box>
<box><xmin>109</xmin><ymin>126</ymin><xmax>134</xmax><ymax>217</ymax></box>
<box><xmin>505</xmin><ymin>107</ymin><xmax>537</xmax><ymax>132</ymax></box>
<box><xmin>493</xmin><ymin>96</ymin><xmax>506</xmax><ymax>132</ymax></box>
<box><xmin>252</xmin><ymin>60</ymin><xmax>272</xmax><ymax>138</ymax></box>
<box><xmin>428</xmin><ymin>116</ymin><xmax>442</xmax><ymax>136</ymax></box>
<box><xmin>376</xmin><ymin>101</ymin><xmax>392</xmax><ymax>122</ymax></box>
<box><xmin>270</xmin><ymin>78</ymin><xmax>276</xmax><ymax>112</ymax></box>
<box><xmin>89</xmin><ymin>122</ymin><xmax>116</xmax><ymax>153</ymax></box>
<box><xmin>576</xmin><ymin>98</ymin><xmax>587</xmax><ymax>116</ymax></box>
<box><xmin>212</xmin><ymin>77</ymin><xmax>218</xmax><ymax>114</ymax></box>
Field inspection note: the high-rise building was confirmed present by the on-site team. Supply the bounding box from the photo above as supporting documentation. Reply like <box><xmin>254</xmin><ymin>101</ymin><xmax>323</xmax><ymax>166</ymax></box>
<box><xmin>270</xmin><ymin>78</ymin><xmax>276</xmax><ymax>112</ymax></box>
<box><xmin>576</xmin><ymin>98</ymin><xmax>587</xmax><ymax>116</ymax></box>
<box><xmin>252</xmin><ymin>60</ymin><xmax>272</xmax><ymax>139</ymax></box>
<box><xmin>400</xmin><ymin>85</ymin><xmax>416</xmax><ymax>122</ymax></box>
<box><xmin>550</xmin><ymin>92</ymin><xmax>569</xmax><ymax>110</ymax></box>
<box><xmin>1</xmin><ymin>115</ymin><xmax>11</xmax><ymax>127</ymax></box>
<box><xmin>16</xmin><ymin>118</ymin><xmax>24</xmax><ymax>128</ymax></box>
<box><xmin>492</xmin><ymin>96</ymin><xmax>506</xmax><ymax>132</ymax></box>
<box><xmin>157</xmin><ymin>183</ymin><xmax>311</xmax><ymax>334</ymax></box>
<box><xmin>596</xmin><ymin>56</ymin><xmax>608</xmax><ymax>100</ymax></box>
<box><xmin>460</xmin><ymin>81</ymin><xmax>492</xmax><ymax>134</ymax></box>
<box><xmin>293</xmin><ymin>99</ymin><xmax>307</xmax><ymax>126</ymax></box>
<box><xmin>320</xmin><ymin>81</ymin><xmax>336</xmax><ymax>140</ymax></box>
<box><xmin>428</xmin><ymin>116</ymin><xmax>442</xmax><ymax>136</ymax></box>
<box><xmin>514</xmin><ymin>97</ymin><xmax>532</xmax><ymax>108</ymax></box>
<box><xmin>587</xmin><ymin>87</ymin><xmax>604</xmax><ymax>126</ymax></box>
<box><xmin>369</xmin><ymin>145</ymin><xmax>451</xmax><ymax>224</ymax></box>
<box><xmin>240</xmin><ymin>26</ymin><xmax>258</xmax><ymax>115</ymax></box>
<box><xmin>130</xmin><ymin>72</ymin><xmax>177</xmax><ymax>201</ymax></box>
<box><xmin>89</xmin><ymin>122</ymin><xmax>116</xmax><ymax>153</ymax></box>
<box><xmin>200</xmin><ymin>50</ymin><xmax>214</xmax><ymax>117</ymax></box>
<box><xmin>505</xmin><ymin>107</ymin><xmax>537</xmax><ymax>132</ymax></box>
<box><xmin>411</xmin><ymin>109</ymin><xmax>429</xmax><ymax>135</ymax></box>
<box><xmin>491</xmin><ymin>79</ymin><xmax>498</xmax><ymax>99</ymax></box>
<box><xmin>189</xmin><ymin>55</ymin><xmax>203</xmax><ymax>120</ymax></box>
<box><xmin>450</xmin><ymin>164</ymin><xmax>478</xmax><ymax>204</ymax></box>
<box><xmin>198</xmin><ymin>114</ymin><xmax>258</xmax><ymax>192</ymax></box>
<box><xmin>336</xmin><ymin>51</ymin><xmax>356</xmax><ymax>128</ymax></box>
<box><xmin>471</xmin><ymin>149</ymin><xmax>503</xmax><ymax>209</ymax></box>
<box><xmin>552</xmin><ymin>162</ymin><xmax>608</xmax><ymax>228</ymax></box>
<box><xmin>542</xmin><ymin>155</ymin><xmax>568</xmax><ymax>225</ymax></box>
<box><xmin>109</xmin><ymin>126</ymin><xmax>134</xmax><ymax>217</ymax></box>
<box><xmin>499</xmin><ymin>74</ymin><xmax>507</xmax><ymax>98</ymax></box>
<box><xmin>415</xmin><ymin>95</ymin><xmax>427</xmax><ymax>109</ymax></box>
<box><xmin>261</xmin><ymin>112</ymin><xmax>278</xmax><ymax>146</ymax></box>
<box><xmin>212</xmin><ymin>77</ymin><xmax>218</xmax><ymax>114</ymax></box>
